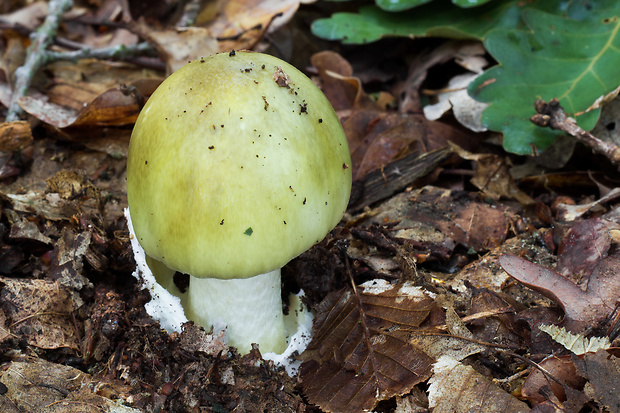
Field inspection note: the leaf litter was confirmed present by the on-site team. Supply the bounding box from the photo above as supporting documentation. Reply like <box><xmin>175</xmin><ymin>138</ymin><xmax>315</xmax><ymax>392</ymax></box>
<box><xmin>1</xmin><ymin>0</ymin><xmax>620</xmax><ymax>412</ymax></box>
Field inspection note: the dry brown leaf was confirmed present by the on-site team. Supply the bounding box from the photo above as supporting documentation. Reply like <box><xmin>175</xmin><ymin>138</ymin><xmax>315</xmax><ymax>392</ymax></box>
<box><xmin>311</xmin><ymin>51</ymin><xmax>375</xmax><ymax>112</ymax></box>
<box><xmin>573</xmin><ymin>350</ymin><xmax>620</xmax><ymax>411</ymax></box>
<box><xmin>0</xmin><ymin>1</ymin><xmax>48</xmax><ymax>30</ymax></box>
<box><xmin>19</xmin><ymin>80</ymin><xmax>160</xmax><ymax>129</ymax></box>
<box><xmin>0</xmin><ymin>357</ymin><xmax>141</xmax><ymax>412</ymax></box>
<box><xmin>139</xmin><ymin>26</ymin><xmax>218</xmax><ymax>73</ymax></box>
<box><xmin>428</xmin><ymin>357</ymin><xmax>531</xmax><ymax>412</ymax></box>
<box><xmin>0</xmin><ymin>120</ymin><xmax>32</xmax><ymax>151</ymax></box>
<box><xmin>451</xmin><ymin>143</ymin><xmax>535</xmax><ymax>205</ymax></box>
<box><xmin>521</xmin><ymin>355</ymin><xmax>587</xmax><ymax>405</ymax></box>
<box><xmin>0</xmin><ymin>277</ymin><xmax>81</xmax><ymax>350</ymax></box>
<box><xmin>406</xmin><ymin>187</ymin><xmax>512</xmax><ymax>253</ymax></box>
<box><xmin>202</xmin><ymin>0</ymin><xmax>303</xmax><ymax>52</ymax></box>
<box><xmin>299</xmin><ymin>279</ymin><xmax>437</xmax><ymax>413</ymax></box>
<box><xmin>555</xmin><ymin>218</ymin><xmax>618</xmax><ymax>284</ymax></box>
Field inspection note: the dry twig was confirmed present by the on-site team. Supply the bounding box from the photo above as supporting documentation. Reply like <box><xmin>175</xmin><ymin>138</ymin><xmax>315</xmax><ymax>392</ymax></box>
<box><xmin>4</xmin><ymin>0</ymin><xmax>156</xmax><ymax>122</ymax></box>
<box><xmin>531</xmin><ymin>98</ymin><xmax>620</xmax><ymax>168</ymax></box>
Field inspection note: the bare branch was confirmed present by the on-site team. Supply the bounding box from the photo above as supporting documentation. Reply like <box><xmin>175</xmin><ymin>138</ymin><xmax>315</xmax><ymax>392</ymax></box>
<box><xmin>531</xmin><ymin>98</ymin><xmax>620</xmax><ymax>169</ymax></box>
<box><xmin>6</xmin><ymin>0</ymin><xmax>73</xmax><ymax>122</ymax></box>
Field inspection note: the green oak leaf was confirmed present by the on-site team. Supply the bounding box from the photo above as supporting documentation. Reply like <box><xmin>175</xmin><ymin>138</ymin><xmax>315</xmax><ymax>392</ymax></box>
<box><xmin>311</xmin><ymin>2</ymin><xmax>524</xmax><ymax>44</ymax></box>
<box><xmin>376</xmin><ymin>0</ymin><xmax>434</xmax><ymax>12</ymax></box>
<box><xmin>376</xmin><ymin>0</ymin><xmax>495</xmax><ymax>12</ymax></box>
<box><xmin>469</xmin><ymin>8</ymin><xmax>620</xmax><ymax>154</ymax></box>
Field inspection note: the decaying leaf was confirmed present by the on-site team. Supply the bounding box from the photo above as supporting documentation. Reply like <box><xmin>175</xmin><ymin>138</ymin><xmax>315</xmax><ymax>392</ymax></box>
<box><xmin>555</xmin><ymin>218</ymin><xmax>619</xmax><ymax>285</ymax></box>
<box><xmin>19</xmin><ymin>82</ymin><xmax>155</xmax><ymax>129</ymax></box>
<box><xmin>137</xmin><ymin>25</ymin><xmax>218</xmax><ymax>73</ymax></box>
<box><xmin>451</xmin><ymin>143</ymin><xmax>535</xmax><ymax>205</ymax></box>
<box><xmin>499</xmin><ymin>253</ymin><xmax>620</xmax><ymax>333</ymax></box>
<box><xmin>520</xmin><ymin>355</ymin><xmax>587</xmax><ymax>407</ymax></box>
<box><xmin>0</xmin><ymin>357</ymin><xmax>141</xmax><ymax>412</ymax></box>
<box><xmin>202</xmin><ymin>0</ymin><xmax>303</xmax><ymax>51</ymax></box>
<box><xmin>423</xmin><ymin>73</ymin><xmax>488</xmax><ymax>132</ymax></box>
<box><xmin>0</xmin><ymin>121</ymin><xmax>32</xmax><ymax>151</ymax></box>
<box><xmin>573</xmin><ymin>349</ymin><xmax>620</xmax><ymax>411</ymax></box>
<box><xmin>538</xmin><ymin>324</ymin><xmax>610</xmax><ymax>355</ymax></box>
<box><xmin>428</xmin><ymin>356</ymin><xmax>530</xmax><ymax>412</ymax></box>
<box><xmin>409</xmin><ymin>306</ymin><xmax>485</xmax><ymax>363</ymax></box>
<box><xmin>310</xmin><ymin>51</ymin><xmax>376</xmax><ymax>112</ymax></box>
<box><xmin>179</xmin><ymin>322</ymin><xmax>229</xmax><ymax>357</ymax></box>
<box><xmin>299</xmin><ymin>279</ymin><xmax>437</xmax><ymax>413</ymax></box>
<box><xmin>366</xmin><ymin>186</ymin><xmax>514</xmax><ymax>259</ymax></box>
<box><xmin>0</xmin><ymin>277</ymin><xmax>81</xmax><ymax>350</ymax></box>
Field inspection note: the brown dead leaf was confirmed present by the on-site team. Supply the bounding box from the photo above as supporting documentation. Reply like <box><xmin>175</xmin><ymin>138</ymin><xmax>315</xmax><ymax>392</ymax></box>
<box><xmin>49</xmin><ymin>227</ymin><xmax>94</xmax><ymax>291</ymax></box>
<box><xmin>299</xmin><ymin>279</ymin><xmax>437</xmax><ymax>413</ymax></box>
<box><xmin>0</xmin><ymin>1</ymin><xmax>47</xmax><ymax>30</ymax></box>
<box><xmin>346</xmin><ymin>112</ymin><xmax>469</xmax><ymax>181</ymax></box>
<box><xmin>138</xmin><ymin>25</ymin><xmax>218</xmax><ymax>73</ymax></box>
<box><xmin>451</xmin><ymin>143</ymin><xmax>535</xmax><ymax>205</ymax></box>
<box><xmin>572</xmin><ymin>350</ymin><xmax>620</xmax><ymax>411</ymax></box>
<box><xmin>0</xmin><ymin>357</ymin><xmax>142</xmax><ymax>412</ymax></box>
<box><xmin>499</xmin><ymin>253</ymin><xmax>620</xmax><ymax>333</ymax></box>
<box><xmin>179</xmin><ymin>322</ymin><xmax>229</xmax><ymax>356</ymax></box>
<box><xmin>0</xmin><ymin>277</ymin><xmax>81</xmax><ymax>350</ymax></box>
<box><xmin>19</xmin><ymin>79</ymin><xmax>160</xmax><ymax>128</ymax></box>
<box><xmin>20</xmin><ymin>82</ymin><xmax>155</xmax><ymax>128</ymax></box>
<box><xmin>311</xmin><ymin>51</ymin><xmax>375</xmax><ymax>112</ymax></box>
<box><xmin>428</xmin><ymin>357</ymin><xmax>531</xmax><ymax>412</ymax></box>
<box><xmin>202</xmin><ymin>0</ymin><xmax>302</xmax><ymax>52</ymax></box>
<box><xmin>521</xmin><ymin>355</ymin><xmax>587</xmax><ymax>405</ymax></box>
<box><xmin>402</xmin><ymin>186</ymin><xmax>511</xmax><ymax>253</ymax></box>
<box><xmin>0</xmin><ymin>120</ymin><xmax>32</xmax><ymax>151</ymax></box>
<box><xmin>555</xmin><ymin>218</ymin><xmax>616</xmax><ymax>286</ymax></box>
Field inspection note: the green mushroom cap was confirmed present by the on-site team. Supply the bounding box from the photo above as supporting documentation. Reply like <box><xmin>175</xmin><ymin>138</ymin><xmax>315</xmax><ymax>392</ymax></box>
<box><xmin>127</xmin><ymin>51</ymin><xmax>352</xmax><ymax>279</ymax></box>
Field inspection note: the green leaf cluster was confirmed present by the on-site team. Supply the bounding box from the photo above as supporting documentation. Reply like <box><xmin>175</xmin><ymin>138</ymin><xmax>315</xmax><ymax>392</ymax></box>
<box><xmin>313</xmin><ymin>0</ymin><xmax>620</xmax><ymax>155</ymax></box>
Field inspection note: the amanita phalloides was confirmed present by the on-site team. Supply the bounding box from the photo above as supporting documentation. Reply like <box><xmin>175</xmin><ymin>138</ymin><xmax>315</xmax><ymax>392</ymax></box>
<box><xmin>126</xmin><ymin>51</ymin><xmax>352</xmax><ymax>355</ymax></box>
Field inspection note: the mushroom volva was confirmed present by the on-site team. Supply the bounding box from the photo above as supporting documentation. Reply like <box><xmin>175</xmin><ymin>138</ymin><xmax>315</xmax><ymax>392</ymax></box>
<box><xmin>127</xmin><ymin>51</ymin><xmax>352</xmax><ymax>354</ymax></box>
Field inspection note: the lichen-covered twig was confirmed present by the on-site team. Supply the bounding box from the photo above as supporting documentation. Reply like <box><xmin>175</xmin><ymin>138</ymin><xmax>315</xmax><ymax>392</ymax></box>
<box><xmin>6</xmin><ymin>0</ymin><xmax>73</xmax><ymax>122</ymax></box>
<box><xmin>531</xmin><ymin>98</ymin><xmax>620</xmax><ymax>168</ymax></box>
<box><xmin>4</xmin><ymin>0</ymin><xmax>157</xmax><ymax>122</ymax></box>
<box><xmin>46</xmin><ymin>42</ymin><xmax>154</xmax><ymax>63</ymax></box>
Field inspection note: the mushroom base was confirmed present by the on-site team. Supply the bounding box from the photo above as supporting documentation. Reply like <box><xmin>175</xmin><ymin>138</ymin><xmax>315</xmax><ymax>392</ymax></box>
<box><xmin>185</xmin><ymin>269</ymin><xmax>287</xmax><ymax>355</ymax></box>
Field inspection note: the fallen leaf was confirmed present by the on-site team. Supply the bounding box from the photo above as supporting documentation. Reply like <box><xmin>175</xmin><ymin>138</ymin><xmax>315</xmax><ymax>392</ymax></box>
<box><xmin>428</xmin><ymin>356</ymin><xmax>530</xmax><ymax>412</ymax></box>
<box><xmin>451</xmin><ymin>143</ymin><xmax>535</xmax><ymax>205</ymax></box>
<box><xmin>555</xmin><ymin>218</ymin><xmax>619</xmax><ymax>286</ymax></box>
<box><xmin>573</xmin><ymin>350</ymin><xmax>620</xmax><ymax>412</ymax></box>
<box><xmin>538</xmin><ymin>324</ymin><xmax>610</xmax><ymax>355</ymax></box>
<box><xmin>0</xmin><ymin>1</ymin><xmax>48</xmax><ymax>30</ymax></box>
<box><xmin>423</xmin><ymin>73</ymin><xmax>488</xmax><ymax>132</ymax></box>
<box><xmin>521</xmin><ymin>355</ymin><xmax>587</xmax><ymax>406</ymax></box>
<box><xmin>138</xmin><ymin>25</ymin><xmax>218</xmax><ymax>73</ymax></box>
<box><xmin>0</xmin><ymin>277</ymin><xmax>81</xmax><ymax>350</ymax></box>
<box><xmin>299</xmin><ymin>279</ymin><xmax>437</xmax><ymax>413</ymax></box>
<box><xmin>19</xmin><ymin>79</ymin><xmax>160</xmax><ymax>129</ymax></box>
<box><xmin>0</xmin><ymin>121</ymin><xmax>32</xmax><ymax>151</ymax></box>
<box><xmin>0</xmin><ymin>357</ymin><xmax>142</xmax><ymax>412</ymax></box>
<box><xmin>311</xmin><ymin>51</ymin><xmax>375</xmax><ymax>112</ymax></box>
<box><xmin>202</xmin><ymin>0</ymin><xmax>303</xmax><ymax>52</ymax></box>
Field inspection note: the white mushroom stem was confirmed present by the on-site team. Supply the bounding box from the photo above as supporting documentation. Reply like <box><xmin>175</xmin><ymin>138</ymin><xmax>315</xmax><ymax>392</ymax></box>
<box><xmin>184</xmin><ymin>269</ymin><xmax>287</xmax><ymax>355</ymax></box>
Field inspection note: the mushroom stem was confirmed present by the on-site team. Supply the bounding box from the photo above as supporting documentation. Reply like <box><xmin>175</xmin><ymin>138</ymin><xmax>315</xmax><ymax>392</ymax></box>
<box><xmin>185</xmin><ymin>269</ymin><xmax>287</xmax><ymax>354</ymax></box>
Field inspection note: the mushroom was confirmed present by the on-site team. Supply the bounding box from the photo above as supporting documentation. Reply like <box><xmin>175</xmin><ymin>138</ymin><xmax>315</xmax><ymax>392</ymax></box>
<box><xmin>126</xmin><ymin>51</ymin><xmax>352</xmax><ymax>354</ymax></box>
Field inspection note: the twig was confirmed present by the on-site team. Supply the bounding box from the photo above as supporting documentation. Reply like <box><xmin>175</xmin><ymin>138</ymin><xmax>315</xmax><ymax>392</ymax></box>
<box><xmin>46</xmin><ymin>42</ymin><xmax>154</xmax><ymax>62</ymax></box>
<box><xmin>531</xmin><ymin>98</ymin><xmax>620</xmax><ymax>168</ymax></box>
<box><xmin>4</xmin><ymin>0</ymin><xmax>159</xmax><ymax>122</ymax></box>
<box><xmin>6</xmin><ymin>0</ymin><xmax>73</xmax><ymax>122</ymax></box>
